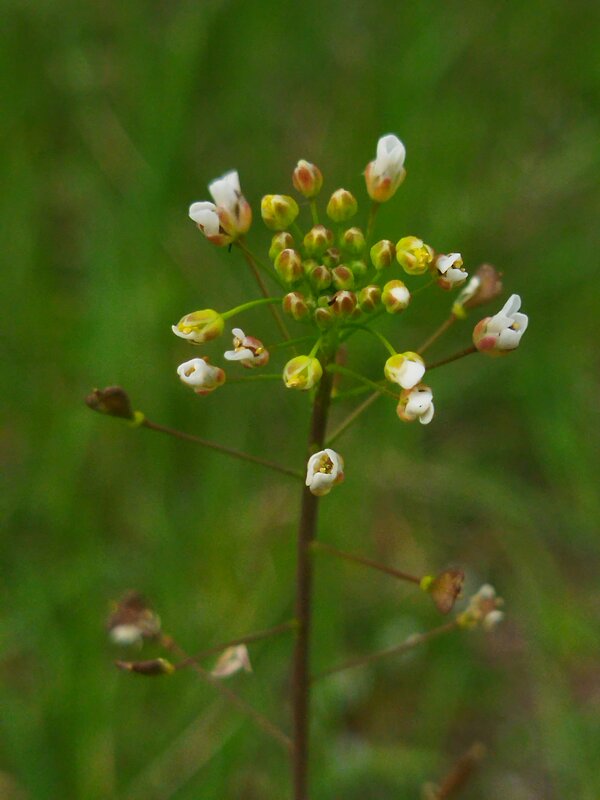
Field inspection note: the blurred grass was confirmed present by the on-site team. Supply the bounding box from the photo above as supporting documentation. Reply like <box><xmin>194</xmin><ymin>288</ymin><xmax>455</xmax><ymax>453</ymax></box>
<box><xmin>2</xmin><ymin>0</ymin><xmax>600</xmax><ymax>797</ymax></box>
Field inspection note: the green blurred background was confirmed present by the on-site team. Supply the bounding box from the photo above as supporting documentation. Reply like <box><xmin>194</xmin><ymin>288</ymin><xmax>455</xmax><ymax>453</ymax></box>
<box><xmin>3</xmin><ymin>0</ymin><xmax>600</xmax><ymax>797</ymax></box>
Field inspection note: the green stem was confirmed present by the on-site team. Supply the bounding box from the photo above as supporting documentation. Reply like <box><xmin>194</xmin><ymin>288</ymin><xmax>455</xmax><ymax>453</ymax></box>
<box><xmin>343</xmin><ymin>323</ymin><xmax>396</xmax><ymax>356</ymax></box>
<box><xmin>326</xmin><ymin>390</ymin><xmax>381</xmax><ymax>445</ymax></box>
<box><xmin>309</xmin><ymin>200</ymin><xmax>319</xmax><ymax>226</ymax></box>
<box><xmin>223</xmin><ymin>296</ymin><xmax>283</xmax><ymax>319</ymax></box>
<box><xmin>326</xmin><ymin>364</ymin><xmax>398</xmax><ymax>400</ymax></box>
<box><xmin>224</xmin><ymin>374</ymin><xmax>283</xmax><ymax>384</ymax></box>
<box><xmin>268</xmin><ymin>335</ymin><xmax>319</xmax><ymax>351</ymax></box>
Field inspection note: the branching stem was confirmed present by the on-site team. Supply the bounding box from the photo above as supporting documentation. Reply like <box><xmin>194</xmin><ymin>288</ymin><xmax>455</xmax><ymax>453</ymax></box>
<box><xmin>236</xmin><ymin>240</ymin><xmax>292</xmax><ymax>342</ymax></box>
<box><xmin>310</xmin><ymin>541</ymin><xmax>422</xmax><ymax>585</ymax></box>
<box><xmin>426</xmin><ymin>345</ymin><xmax>478</xmax><ymax>371</ymax></box>
<box><xmin>327</xmin><ymin>391</ymin><xmax>382</xmax><ymax>444</ymax></box>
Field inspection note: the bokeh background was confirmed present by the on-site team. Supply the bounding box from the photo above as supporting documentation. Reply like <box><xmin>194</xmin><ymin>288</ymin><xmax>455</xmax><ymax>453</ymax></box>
<box><xmin>3</xmin><ymin>0</ymin><xmax>600</xmax><ymax>797</ymax></box>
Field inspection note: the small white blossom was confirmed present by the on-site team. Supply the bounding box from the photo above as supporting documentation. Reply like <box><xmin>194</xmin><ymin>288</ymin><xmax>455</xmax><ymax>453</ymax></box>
<box><xmin>211</xmin><ymin>645</ymin><xmax>252</xmax><ymax>678</ymax></box>
<box><xmin>398</xmin><ymin>384</ymin><xmax>434</xmax><ymax>425</ymax></box>
<box><xmin>177</xmin><ymin>358</ymin><xmax>225</xmax><ymax>395</ymax></box>
<box><xmin>224</xmin><ymin>328</ymin><xmax>269</xmax><ymax>368</ymax></box>
<box><xmin>305</xmin><ymin>449</ymin><xmax>344</xmax><ymax>496</ymax></box>
<box><xmin>473</xmin><ymin>294</ymin><xmax>528</xmax><ymax>353</ymax></box>
<box><xmin>435</xmin><ymin>253</ymin><xmax>468</xmax><ymax>290</ymax></box>
<box><xmin>384</xmin><ymin>352</ymin><xmax>426</xmax><ymax>390</ymax></box>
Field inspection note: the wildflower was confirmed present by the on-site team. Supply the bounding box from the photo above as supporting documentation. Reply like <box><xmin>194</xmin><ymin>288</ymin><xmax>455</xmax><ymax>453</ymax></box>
<box><xmin>384</xmin><ymin>351</ymin><xmax>425</xmax><ymax>390</ymax></box>
<box><xmin>420</xmin><ymin>569</ymin><xmax>465</xmax><ymax>614</ymax></box>
<box><xmin>397</xmin><ymin>384</ymin><xmax>434</xmax><ymax>425</ymax></box>
<box><xmin>211</xmin><ymin>645</ymin><xmax>252</xmax><ymax>678</ymax></box>
<box><xmin>189</xmin><ymin>202</ymin><xmax>231</xmax><ymax>246</ymax></box>
<box><xmin>452</xmin><ymin>264</ymin><xmax>504</xmax><ymax>318</ymax></box>
<box><xmin>283</xmin><ymin>355</ymin><xmax>323</xmax><ymax>390</ymax></box>
<box><xmin>224</xmin><ymin>328</ymin><xmax>269</xmax><ymax>368</ymax></box>
<box><xmin>434</xmin><ymin>252</ymin><xmax>468</xmax><ymax>290</ymax></box>
<box><xmin>396</xmin><ymin>236</ymin><xmax>434</xmax><ymax>275</ymax></box>
<box><xmin>472</xmin><ymin>294</ymin><xmax>528</xmax><ymax>355</ymax></box>
<box><xmin>107</xmin><ymin>591</ymin><xmax>161</xmax><ymax>646</ymax></box>
<box><xmin>364</xmin><ymin>134</ymin><xmax>407</xmax><ymax>202</ymax></box>
<box><xmin>261</xmin><ymin>194</ymin><xmax>300</xmax><ymax>231</ymax></box>
<box><xmin>305</xmin><ymin>448</ymin><xmax>345</xmax><ymax>496</ymax></box>
<box><xmin>292</xmin><ymin>159</ymin><xmax>323</xmax><ymax>198</ymax></box>
<box><xmin>172</xmin><ymin>309</ymin><xmax>224</xmax><ymax>344</ymax></box>
<box><xmin>370</xmin><ymin>239</ymin><xmax>396</xmax><ymax>270</ymax></box>
<box><xmin>209</xmin><ymin>170</ymin><xmax>252</xmax><ymax>238</ymax></box>
<box><xmin>382</xmin><ymin>279</ymin><xmax>411</xmax><ymax>313</ymax></box>
<box><xmin>326</xmin><ymin>189</ymin><xmax>358</xmax><ymax>222</ymax></box>
<box><xmin>177</xmin><ymin>358</ymin><xmax>226</xmax><ymax>395</ymax></box>
<box><xmin>457</xmin><ymin>584</ymin><xmax>504</xmax><ymax>630</ymax></box>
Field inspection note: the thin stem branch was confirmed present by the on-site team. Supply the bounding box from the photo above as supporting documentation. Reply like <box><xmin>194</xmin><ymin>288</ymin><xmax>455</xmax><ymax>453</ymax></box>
<box><xmin>175</xmin><ymin>621</ymin><xmax>297</xmax><ymax>670</ymax></box>
<box><xmin>365</xmin><ymin>200</ymin><xmax>380</xmax><ymax>244</ymax></box>
<box><xmin>426</xmin><ymin>345</ymin><xmax>478</xmax><ymax>372</ymax></box>
<box><xmin>310</xmin><ymin>541</ymin><xmax>422</xmax><ymax>585</ymax></box>
<box><xmin>162</xmin><ymin>635</ymin><xmax>293</xmax><ymax>751</ymax></box>
<box><xmin>326</xmin><ymin>364</ymin><xmax>398</xmax><ymax>400</ymax></box>
<box><xmin>224</xmin><ymin>373</ymin><xmax>283</xmax><ymax>384</ymax></box>
<box><xmin>292</xmin><ymin>357</ymin><xmax>335</xmax><ymax>800</ymax></box>
<box><xmin>236</xmin><ymin>241</ymin><xmax>293</xmax><ymax>342</ymax></box>
<box><xmin>312</xmin><ymin>620</ymin><xmax>458</xmax><ymax>682</ymax></box>
<box><xmin>346</xmin><ymin>323</ymin><xmax>397</xmax><ymax>356</ymax></box>
<box><xmin>309</xmin><ymin>200</ymin><xmax>319</xmax><ymax>226</ymax></box>
<box><xmin>326</xmin><ymin>391</ymin><xmax>381</xmax><ymax>444</ymax></box>
<box><xmin>417</xmin><ymin>315</ymin><xmax>456</xmax><ymax>355</ymax></box>
<box><xmin>142</xmin><ymin>419</ymin><xmax>302</xmax><ymax>480</ymax></box>
<box><xmin>268</xmin><ymin>335</ymin><xmax>317</xmax><ymax>351</ymax></box>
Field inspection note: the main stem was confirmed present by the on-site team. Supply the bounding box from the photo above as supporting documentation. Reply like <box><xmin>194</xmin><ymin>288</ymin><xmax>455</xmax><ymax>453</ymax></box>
<box><xmin>292</xmin><ymin>359</ymin><xmax>335</xmax><ymax>800</ymax></box>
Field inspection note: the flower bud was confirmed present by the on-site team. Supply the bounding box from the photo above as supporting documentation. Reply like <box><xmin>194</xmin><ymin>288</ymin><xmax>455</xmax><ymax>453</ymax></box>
<box><xmin>349</xmin><ymin>259</ymin><xmax>368</xmax><ymax>280</ymax></box>
<box><xmin>189</xmin><ymin>202</ymin><xmax>231</xmax><ymax>247</ymax></box>
<box><xmin>283</xmin><ymin>355</ymin><xmax>323</xmax><ymax>390</ymax></box>
<box><xmin>177</xmin><ymin>358</ymin><xmax>226</xmax><ymax>395</ymax></box>
<box><xmin>364</xmin><ymin>134</ymin><xmax>406</xmax><ymax>202</ymax></box>
<box><xmin>382</xmin><ymin>280</ymin><xmax>411</xmax><ymax>313</ymax></box>
<box><xmin>224</xmin><ymin>328</ymin><xmax>269</xmax><ymax>368</ymax></box>
<box><xmin>283</xmin><ymin>291</ymin><xmax>311</xmax><ymax>321</ymax></box>
<box><xmin>457</xmin><ymin>584</ymin><xmax>504</xmax><ymax>630</ymax></box>
<box><xmin>274</xmin><ymin>248</ymin><xmax>304</xmax><ymax>284</ymax></box>
<box><xmin>106</xmin><ymin>591</ymin><xmax>161</xmax><ymax>645</ymax></box>
<box><xmin>209</xmin><ymin>170</ymin><xmax>252</xmax><ymax>237</ymax></box>
<box><xmin>115</xmin><ymin>658</ymin><xmax>175</xmax><ymax>677</ymax></box>
<box><xmin>261</xmin><ymin>194</ymin><xmax>300</xmax><ymax>231</ymax></box>
<box><xmin>330</xmin><ymin>290</ymin><xmax>358</xmax><ymax>318</ymax></box>
<box><xmin>340</xmin><ymin>227</ymin><xmax>366</xmax><ymax>257</ymax></box>
<box><xmin>292</xmin><ymin>159</ymin><xmax>323</xmax><ymax>198</ymax></box>
<box><xmin>370</xmin><ymin>239</ymin><xmax>396</xmax><ymax>270</ymax></box>
<box><xmin>396</xmin><ymin>384</ymin><xmax>434</xmax><ymax>425</ymax></box>
<box><xmin>331</xmin><ymin>265</ymin><xmax>355</xmax><ymax>291</ymax></box>
<box><xmin>303</xmin><ymin>225</ymin><xmax>334</xmax><ymax>257</ymax></box>
<box><xmin>396</xmin><ymin>236</ymin><xmax>434</xmax><ymax>275</ymax></box>
<box><xmin>305</xmin><ymin>448</ymin><xmax>345</xmax><ymax>496</ymax></box>
<box><xmin>269</xmin><ymin>231</ymin><xmax>295</xmax><ymax>261</ymax></box>
<box><xmin>384</xmin><ymin>351</ymin><xmax>425</xmax><ymax>390</ymax></box>
<box><xmin>420</xmin><ymin>569</ymin><xmax>465</xmax><ymax>614</ymax></box>
<box><xmin>358</xmin><ymin>284</ymin><xmax>381</xmax><ymax>312</ymax></box>
<box><xmin>326</xmin><ymin>188</ymin><xmax>358</xmax><ymax>222</ymax></box>
<box><xmin>308</xmin><ymin>263</ymin><xmax>332</xmax><ymax>291</ymax></box>
<box><xmin>211</xmin><ymin>645</ymin><xmax>252</xmax><ymax>678</ymax></box>
<box><xmin>323</xmin><ymin>247</ymin><xmax>342</xmax><ymax>268</ymax></box>
<box><xmin>434</xmin><ymin>252</ymin><xmax>468</xmax><ymax>291</ymax></box>
<box><xmin>472</xmin><ymin>294</ymin><xmax>528</xmax><ymax>356</ymax></box>
<box><xmin>314</xmin><ymin>306</ymin><xmax>336</xmax><ymax>330</ymax></box>
<box><xmin>452</xmin><ymin>264</ymin><xmax>503</xmax><ymax>318</ymax></box>
<box><xmin>172</xmin><ymin>309</ymin><xmax>224</xmax><ymax>344</ymax></box>
<box><xmin>86</xmin><ymin>386</ymin><xmax>135</xmax><ymax>421</ymax></box>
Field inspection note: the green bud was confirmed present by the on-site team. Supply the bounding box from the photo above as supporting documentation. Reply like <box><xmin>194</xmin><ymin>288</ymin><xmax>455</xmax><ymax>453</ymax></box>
<box><xmin>269</xmin><ymin>231</ymin><xmax>295</xmax><ymax>261</ymax></box>
<box><xmin>349</xmin><ymin>259</ymin><xmax>368</xmax><ymax>280</ymax></box>
<box><xmin>323</xmin><ymin>247</ymin><xmax>342</xmax><ymax>268</ymax></box>
<box><xmin>309</xmin><ymin>264</ymin><xmax>333</xmax><ymax>291</ymax></box>
<box><xmin>332</xmin><ymin>265</ymin><xmax>355</xmax><ymax>291</ymax></box>
<box><xmin>358</xmin><ymin>284</ymin><xmax>382</xmax><ymax>312</ymax></box>
<box><xmin>330</xmin><ymin>290</ymin><xmax>358</xmax><ymax>319</ymax></box>
<box><xmin>314</xmin><ymin>306</ymin><xmax>336</xmax><ymax>330</ymax></box>
<box><xmin>370</xmin><ymin>239</ymin><xmax>396</xmax><ymax>270</ymax></box>
<box><xmin>275</xmin><ymin>248</ymin><xmax>303</xmax><ymax>284</ymax></box>
<box><xmin>261</xmin><ymin>194</ymin><xmax>300</xmax><ymax>231</ymax></box>
<box><xmin>326</xmin><ymin>188</ymin><xmax>358</xmax><ymax>222</ymax></box>
<box><xmin>396</xmin><ymin>236</ymin><xmax>434</xmax><ymax>275</ymax></box>
<box><xmin>340</xmin><ymin>226</ymin><xmax>366</xmax><ymax>257</ymax></box>
<box><xmin>303</xmin><ymin>225</ymin><xmax>334</xmax><ymax>257</ymax></box>
<box><xmin>283</xmin><ymin>291</ymin><xmax>311</xmax><ymax>321</ymax></box>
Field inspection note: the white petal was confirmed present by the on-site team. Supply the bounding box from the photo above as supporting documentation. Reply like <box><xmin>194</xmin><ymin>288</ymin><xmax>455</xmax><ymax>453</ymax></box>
<box><xmin>419</xmin><ymin>403</ymin><xmax>435</xmax><ymax>425</ymax></box>
<box><xmin>309</xmin><ymin>472</ymin><xmax>334</xmax><ymax>495</ymax></box>
<box><xmin>446</xmin><ymin>267</ymin><xmax>468</xmax><ymax>286</ymax></box>
<box><xmin>189</xmin><ymin>202</ymin><xmax>220</xmax><ymax>235</ymax></box>
<box><xmin>109</xmin><ymin>624</ymin><xmax>142</xmax><ymax>646</ymax></box>
<box><xmin>398</xmin><ymin>359</ymin><xmax>425</xmax><ymax>390</ymax></box>
<box><xmin>436</xmin><ymin>253</ymin><xmax>462</xmax><ymax>275</ymax></box>
<box><xmin>224</xmin><ymin>347</ymin><xmax>254</xmax><ymax>361</ymax></box>
<box><xmin>209</xmin><ymin>170</ymin><xmax>241</xmax><ymax>209</ymax></box>
<box><xmin>231</xmin><ymin>327</ymin><xmax>245</xmax><ymax>339</ymax></box>
<box><xmin>391</xmin><ymin>286</ymin><xmax>410</xmax><ymax>305</ymax></box>
<box><xmin>211</xmin><ymin>645</ymin><xmax>252</xmax><ymax>678</ymax></box>
<box><xmin>172</xmin><ymin>325</ymin><xmax>199</xmax><ymax>342</ymax></box>
<box><xmin>375</xmin><ymin>134</ymin><xmax>406</xmax><ymax>174</ymax></box>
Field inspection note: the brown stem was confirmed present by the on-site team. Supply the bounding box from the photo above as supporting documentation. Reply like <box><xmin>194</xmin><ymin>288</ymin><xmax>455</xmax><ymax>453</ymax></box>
<box><xmin>175</xmin><ymin>621</ymin><xmax>297</xmax><ymax>670</ymax></box>
<box><xmin>365</xmin><ymin>200</ymin><xmax>380</xmax><ymax>244</ymax></box>
<box><xmin>426</xmin><ymin>345</ymin><xmax>478</xmax><ymax>372</ymax></box>
<box><xmin>292</xmin><ymin>360</ymin><xmax>335</xmax><ymax>800</ymax></box>
<box><xmin>311</xmin><ymin>541</ymin><xmax>422</xmax><ymax>585</ymax></box>
<box><xmin>434</xmin><ymin>742</ymin><xmax>487</xmax><ymax>799</ymax></box>
<box><xmin>417</xmin><ymin>315</ymin><xmax>456</xmax><ymax>355</ymax></box>
<box><xmin>162</xmin><ymin>635</ymin><xmax>293</xmax><ymax>751</ymax></box>
<box><xmin>326</xmin><ymin>390</ymin><xmax>381</xmax><ymax>445</ymax></box>
<box><xmin>312</xmin><ymin>620</ymin><xmax>458</xmax><ymax>682</ymax></box>
<box><xmin>142</xmin><ymin>419</ymin><xmax>302</xmax><ymax>480</ymax></box>
<box><xmin>237</xmin><ymin>241</ymin><xmax>292</xmax><ymax>342</ymax></box>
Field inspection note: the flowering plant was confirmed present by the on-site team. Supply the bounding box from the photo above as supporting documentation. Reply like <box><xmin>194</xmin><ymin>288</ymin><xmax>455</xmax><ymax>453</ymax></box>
<box><xmin>87</xmin><ymin>133</ymin><xmax>527</xmax><ymax>798</ymax></box>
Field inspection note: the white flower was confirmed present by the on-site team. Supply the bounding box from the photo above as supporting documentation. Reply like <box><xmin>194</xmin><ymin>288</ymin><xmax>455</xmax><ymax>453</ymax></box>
<box><xmin>384</xmin><ymin>352</ymin><xmax>426</xmax><ymax>390</ymax></box>
<box><xmin>435</xmin><ymin>252</ymin><xmax>468</xmax><ymax>290</ymax></box>
<box><xmin>398</xmin><ymin>384</ymin><xmax>434</xmax><ymax>425</ymax></box>
<box><xmin>211</xmin><ymin>645</ymin><xmax>252</xmax><ymax>678</ymax></box>
<box><xmin>189</xmin><ymin>170</ymin><xmax>252</xmax><ymax>244</ymax></box>
<box><xmin>209</xmin><ymin>170</ymin><xmax>241</xmax><ymax>210</ymax></box>
<box><xmin>177</xmin><ymin>358</ymin><xmax>225</xmax><ymax>395</ymax></box>
<box><xmin>305</xmin><ymin>449</ymin><xmax>344</xmax><ymax>497</ymax></box>
<box><xmin>189</xmin><ymin>201</ymin><xmax>220</xmax><ymax>237</ymax></box>
<box><xmin>473</xmin><ymin>294</ymin><xmax>528</xmax><ymax>354</ymax></box>
<box><xmin>224</xmin><ymin>328</ymin><xmax>269</xmax><ymax>368</ymax></box>
<box><xmin>364</xmin><ymin>134</ymin><xmax>407</xmax><ymax>202</ymax></box>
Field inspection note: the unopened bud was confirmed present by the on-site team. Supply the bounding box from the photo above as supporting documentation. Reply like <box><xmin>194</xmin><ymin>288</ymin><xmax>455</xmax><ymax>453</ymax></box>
<box><xmin>358</xmin><ymin>284</ymin><xmax>381</xmax><ymax>312</ymax></box>
<box><xmin>261</xmin><ymin>194</ymin><xmax>299</xmax><ymax>231</ymax></box>
<box><xmin>115</xmin><ymin>658</ymin><xmax>175</xmax><ymax>677</ymax></box>
<box><xmin>330</xmin><ymin>290</ymin><xmax>358</xmax><ymax>318</ymax></box>
<box><xmin>283</xmin><ymin>291</ymin><xmax>311</xmax><ymax>321</ymax></box>
<box><xmin>364</xmin><ymin>134</ymin><xmax>406</xmax><ymax>202</ymax></box>
<box><xmin>304</xmin><ymin>225</ymin><xmax>334</xmax><ymax>257</ymax></box>
<box><xmin>269</xmin><ymin>231</ymin><xmax>295</xmax><ymax>261</ymax></box>
<box><xmin>308</xmin><ymin>263</ymin><xmax>333</xmax><ymax>291</ymax></box>
<box><xmin>370</xmin><ymin>239</ymin><xmax>396</xmax><ymax>270</ymax></box>
<box><xmin>420</xmin><ymin>569</ymin><xmax>465</xmax><ymax>614</ymax></box>
<box><xmin>86</xmin><ymin>386</ymin><xmax>135</xmax><ymax>421</ymax></box>
<box><xmin>323</xmin><ymin>247</ymin><xmax>342</xmax><ymax>268</ymax></box>
<box><xmin>292</xmin><ymin>159</ymin><xmax>323</xmax><ymax>198</ymax></box>
<box><xmin>332</xmin><ymin>265</ymin><xmax>355</xmax><ymax>291</ymax></box>
<box><xmin>283</xmin><ymin>355</ymin><xmax>323</xmax><ymax>390</ymax></box>
<box><xmin>314</xmin><ymin>305</ymin><xmax>336</xmax><ymax>330</ymax></box>
<box><xmin>396</xmin><ymin>236</ymin><xmax>434</xmax><ymax>275</ymax></box>
<box><xmin>340</xmin><ymin>227</ymin><xmax>366</xmax><ymax>256</ymax></box>
<box><xmin>452</xmin><ymin>264</ymin><xmax>503</xmax><ymax>318</ymax></box>
<box><xmin>172</xmin><ymin>309</ymin><xmax>224</xmax><ymax>344</ymax></box>
<box><xmin>326</xmin><ymin>188</ymin><xmax>358</xmax><ymax>222</ymax></box>
<box><xmin>274</xmin><ymin>248</ymin><xmax>304</xmax><ymax>284</ymax></box>
<box><xmin>382</xmin><ymin>279</ymin><xmax>411</xmax><ymax>313</ymax></box>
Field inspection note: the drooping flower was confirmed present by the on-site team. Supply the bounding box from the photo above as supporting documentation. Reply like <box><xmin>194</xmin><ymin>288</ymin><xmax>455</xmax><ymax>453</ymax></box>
<box><xmin>224</xmin><ymin>328</ymin><xmax>269</xmax><ymax>368</ymax></box>
<box><xmin>283</xmin><ymin>355</ymin><xmax>323</xmax><ymax>390</ymax></box>
<box><xmin>172</xmin><ymin>309</ymin><xmax>224</xmax><ymax>344</ymax></box>
<box><xmin>397</xmin><ymin>384</ymin><xmax>434</xmax><ymax>425</ymax></box>
<box><xmin>177</xmin><ymin>358</ymin><xmax>226</xmax><ymax>395</ymax></box>
<box><xmin>364</xmin><ymin>134</ymin><xmax>407</xmax><ymax>202</ymax></box>
<box><xmin>434</xmin><ymin>253</ymin><xmax>468</xmax><ymax>290</ymax></box>
<box><xmin>384</xmin><ymin>352</ymin><xmax>426</xmax><ymax>390</ymax></box>
<box><xmin>305</xmin><ymin>448</ymin><xmax>345</xmax><ymax>496</ymax></box>
<box><xmin>472</xmin><ymin>294</ymin><xmax>528</xmax><ymax>355</ymax></box>
<box><xmin>211</xmin><ymin>645</ymin><xmax>252</xmax><ymax>678</ymax></box>
<box><xmin>457</xmin><ymin>584</ymin><xmax>505</xmax><ymax>630</ymax></box>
